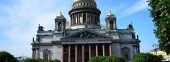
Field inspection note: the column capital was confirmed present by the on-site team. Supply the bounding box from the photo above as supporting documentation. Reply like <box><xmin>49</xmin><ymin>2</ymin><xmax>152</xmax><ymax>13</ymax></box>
<box><xmin>32</xmin><ymin>47</ymin><xmax>36</xmax><ymax>50</ymax></box>
<box><xmin>37</xmin><ymin>48</ymin><xmax>39</xmax><ymax>50</ymax></box>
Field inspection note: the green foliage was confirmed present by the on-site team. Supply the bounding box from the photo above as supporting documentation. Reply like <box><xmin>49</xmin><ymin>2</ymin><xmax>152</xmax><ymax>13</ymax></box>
<box><xmin>149</xmin><ymin>0</ymin><xmax>170</xmax><ymax>54</ymax></box>
<box><xmin>106</xmin><ymin>56</ymin><xmax>126</xmax><ymax>62</ymax></box>
<box><xmin>23</xmin><ymin>58</ymin><xmax>60</xmax><ymax>62</ymax></box>
<box><xmin>53</xmin><ymin>59</ymin><xmax>61</xmax><ymax>62</ymax></box>
<box><xmin>132</xmin><ymin>53</ymin><xmax>163</xmax><ymax>62</ymax></box>
<box><xmin>157</xmin><ymin>55</ymin><xmax>164</xmax><ymax>60</ymax></box>
<box><xmin>0</xmin><ymin>51</ymin><xmax>18</xmax><ymax>62</ymax></box>
<box><xmin>88</xmin><ymin>56</ymin><xmax>126</xmax><ymax>62</ymax></box>
<box><xmin>23</xmin><ymin>58</ymin><xmax>46</xmax><ymax>62</ymax></box>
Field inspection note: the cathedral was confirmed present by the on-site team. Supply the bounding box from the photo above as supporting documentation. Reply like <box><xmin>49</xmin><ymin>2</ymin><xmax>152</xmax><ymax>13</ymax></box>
<box><xmin>31</xmin><ymin>0</ymin><xmax>141</xmax><ymax>62</ymax></box>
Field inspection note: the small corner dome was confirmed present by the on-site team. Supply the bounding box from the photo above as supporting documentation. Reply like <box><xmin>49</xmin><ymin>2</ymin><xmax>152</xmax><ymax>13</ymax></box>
<box><xmin>55</xmin><ymin>11</ymin><xmax>66</xmax><ymax>20</ymax></box>
<box><xmin>106</xmin><ymin>10</ymin><xmax>116</xmax><ymax>19</ymax></box>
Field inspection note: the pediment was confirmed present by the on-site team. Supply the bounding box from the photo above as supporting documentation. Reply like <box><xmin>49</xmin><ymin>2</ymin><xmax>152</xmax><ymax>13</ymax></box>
<box><xmin>62</xmin><ymin>29</ymin><xmax>112</xmax><ymax>39</ymax></box>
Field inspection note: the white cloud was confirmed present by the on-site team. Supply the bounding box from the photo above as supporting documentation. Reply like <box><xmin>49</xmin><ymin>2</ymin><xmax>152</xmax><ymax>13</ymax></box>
<box><xmin>119</xmin><ymin>0</ymin><xmax>149</xmax><ymax>18</ymax></box>
<box><xmin>0</xmin><ymin>0</ymin><xmax>71</xmax><ymax>57</ymax></box>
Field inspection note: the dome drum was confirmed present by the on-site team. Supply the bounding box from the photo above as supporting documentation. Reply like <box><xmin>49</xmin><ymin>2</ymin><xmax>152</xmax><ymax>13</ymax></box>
<box><xmin>73</xmin><ymin>0</ymin><xmax>96</xmax><ymax>3</ymax></box>
<box><xmin>73</xmin><ymin>2</ymin><xmax>97</xmax><ymax>9</ymax></box>
<box><xmin>69</xmin><ymin>8</ymin><xmax>101</xmax><ymax>15</ymax></box>
<box><xmin>69</xmin><ymin>0</ymin><xmax>101</xmax><ymax>29</ymax></box>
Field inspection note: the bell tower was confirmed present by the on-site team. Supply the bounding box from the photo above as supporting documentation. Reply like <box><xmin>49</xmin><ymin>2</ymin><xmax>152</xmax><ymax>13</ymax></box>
<box><xmin>55</xmin><ymin>11</ymin><xmax>66</xmax><ymax>32</ymax></box>
<box><xmin>105</xmin><ymin>11</ymin><xmax>117</xmax><ymax>30</ymax></box>
<box><xmin>69</xmin><ymin>0</ymin><xmax>101</xmax><ymax>29</ymax></box>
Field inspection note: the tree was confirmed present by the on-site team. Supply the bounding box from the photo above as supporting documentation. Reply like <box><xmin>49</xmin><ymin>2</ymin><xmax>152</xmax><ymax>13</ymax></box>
<box><xmin>23</xmin><ymin>58</ymin><xmax>61</xmax><ymax>62</ymax></box>
<box><xmin>53</xmin><ymin>59</ymin><xmax>61</xmax><ymax>62</ymax></box>
<box><xmin>132</xmin><ymin>53</ymin><xmax>163</xmax><ymax>62</ymax></box>
<box><xmin>88</xmin><ymin>56</ymin><xmax>126</xmax><ymax>62</ymax></box>
<box><xmin>148</xmin><ymin>0</ymin><xmax>170</xmax><ymax>54</ymax></box>
<box><xmin>0</xmin><ymin>51</ymin><xmax>18</xmax><ymax>62</ymax></box>
<box><xmin>23</xmin><ymin>58</ymin><xmax>46</xmax><ymax>62</ymax></box>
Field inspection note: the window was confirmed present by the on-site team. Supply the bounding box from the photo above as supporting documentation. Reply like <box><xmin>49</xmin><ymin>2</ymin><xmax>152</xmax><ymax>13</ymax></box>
<box><xmin>110</xmin><ymin>21</ymin><xmax>113</xmax><ymax>29</ymax></box>
<box><xmin>122</xmin><ymin>47</ymin><xmax>130</xmax><ymax>60</ymax></box>
<box><xmin>43</xmin><ymin>49</ymin><xmax>51</xmax><ymax>60</ymax></box>
<box><xmin>58</xmin><ymin>22</ymin><xmax>62</xmax><ymax>31</ymax></box>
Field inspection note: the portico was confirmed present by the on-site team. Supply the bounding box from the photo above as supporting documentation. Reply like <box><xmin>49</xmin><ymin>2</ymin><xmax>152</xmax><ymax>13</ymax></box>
<box><xmin>62</xmin><ymin>43</ymin><xmax>112</xmax><ymax>62</ymax></box>
<box><xmin>60</xmin><ymin>29</ymin><xmax>113</xmax><ymax>62</ymax></box>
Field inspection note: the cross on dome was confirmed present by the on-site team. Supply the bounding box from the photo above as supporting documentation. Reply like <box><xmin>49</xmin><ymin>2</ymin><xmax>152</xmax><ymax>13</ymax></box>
<box><xmin>108</xmin><ymin>10</ymin><xmax>113</xmax><ymax>16</ymax></box>
<box><xmin>58</xmin><ymin>11</ymin><xmax>63</xmax><ymax>16</ymax></box>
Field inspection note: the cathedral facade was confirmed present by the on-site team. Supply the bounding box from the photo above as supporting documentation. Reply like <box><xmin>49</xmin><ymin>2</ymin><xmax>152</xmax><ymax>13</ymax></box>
<box><xmin>31</xmin><ymin>0</ymin><xmax>140</xmax><ymax>62</ymax></box>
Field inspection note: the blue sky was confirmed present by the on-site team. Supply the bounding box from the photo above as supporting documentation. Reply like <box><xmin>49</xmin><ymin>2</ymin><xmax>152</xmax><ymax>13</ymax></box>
<box><xmin>0</xmin><ymin>0</ymin><xmax>158</xmax><ymax>57</ymax></box>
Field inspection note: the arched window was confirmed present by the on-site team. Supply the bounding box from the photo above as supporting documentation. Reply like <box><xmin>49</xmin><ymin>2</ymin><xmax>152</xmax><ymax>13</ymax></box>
<box><xmin>43</xmin><ymin>49</ymin><xmax>51</xmax><ymax>60</ymax></box>
<box><xmin>122</xmin><ymin>47</ymin><xmax>130</xmax><ymax>60</ymax></box>
<box><xmin>58</xmin><ymin>22</ymin><xmax>62</xmax><ymax>31</ymax></box>
<box><xmin>110</xmin><ymin>21</ymin><xmax>113</xmax><ymax>29</ymax></box>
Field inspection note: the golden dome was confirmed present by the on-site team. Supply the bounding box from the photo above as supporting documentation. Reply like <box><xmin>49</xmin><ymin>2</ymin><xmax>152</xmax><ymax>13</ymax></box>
<box><xmin>73</xmin><ymin>0</ymin><xmax>95</xmax><ymax>2</ymax></box>
<box><xmin>73</xmin><ymin>0</ymin><xmax>78</xmax><ymax>2</ymax></box>
<box><xmin>58</xmin><ymin>11</ymin><xmax>63</xmax><ymax>16</ymax></box>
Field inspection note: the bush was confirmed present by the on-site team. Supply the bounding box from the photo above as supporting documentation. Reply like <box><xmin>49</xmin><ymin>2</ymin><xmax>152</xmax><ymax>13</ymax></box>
<box><xmin>23</xmin><ymin>58</ymin><xmax>61</xmax><ymax>62</ymax></box>
<box><xmin>53</xmin><ymin>59</ymin><xmax>61</xmax><ymax>62</ymax></box>
<box><xmin>106</xmin><ymin>56</ymin><xmax>126</xmax><ymax>62</ymax></box>
<box><xmin>132</xmin><ymin>53</ymin><xmax>163</xmax><ymax>62</ymax></box>
<box><xmin>23</xmin><ymin>58</ymin><xmax>46</xmax><ymax>62</ymax></box>
<box><xmin>88</xmin><ymin>56</ymin><xmax>126</xmax><ymax>62</ymax></box>
<box><xmin>0</xmin><ymin>51</ymin><xmax>18</xmax><ymax>62</ymax></box>
<box><xmin>88</xmin><ymin>56</ymin><xmax>107</xmax><ymax>62</ymax></box>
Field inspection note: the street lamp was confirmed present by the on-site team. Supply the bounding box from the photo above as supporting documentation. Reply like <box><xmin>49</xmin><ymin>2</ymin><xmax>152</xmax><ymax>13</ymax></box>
<box><xmin>153</xmin><ymin>44</ymin><xmax>159</xmax><ymax>55</ymax></box>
